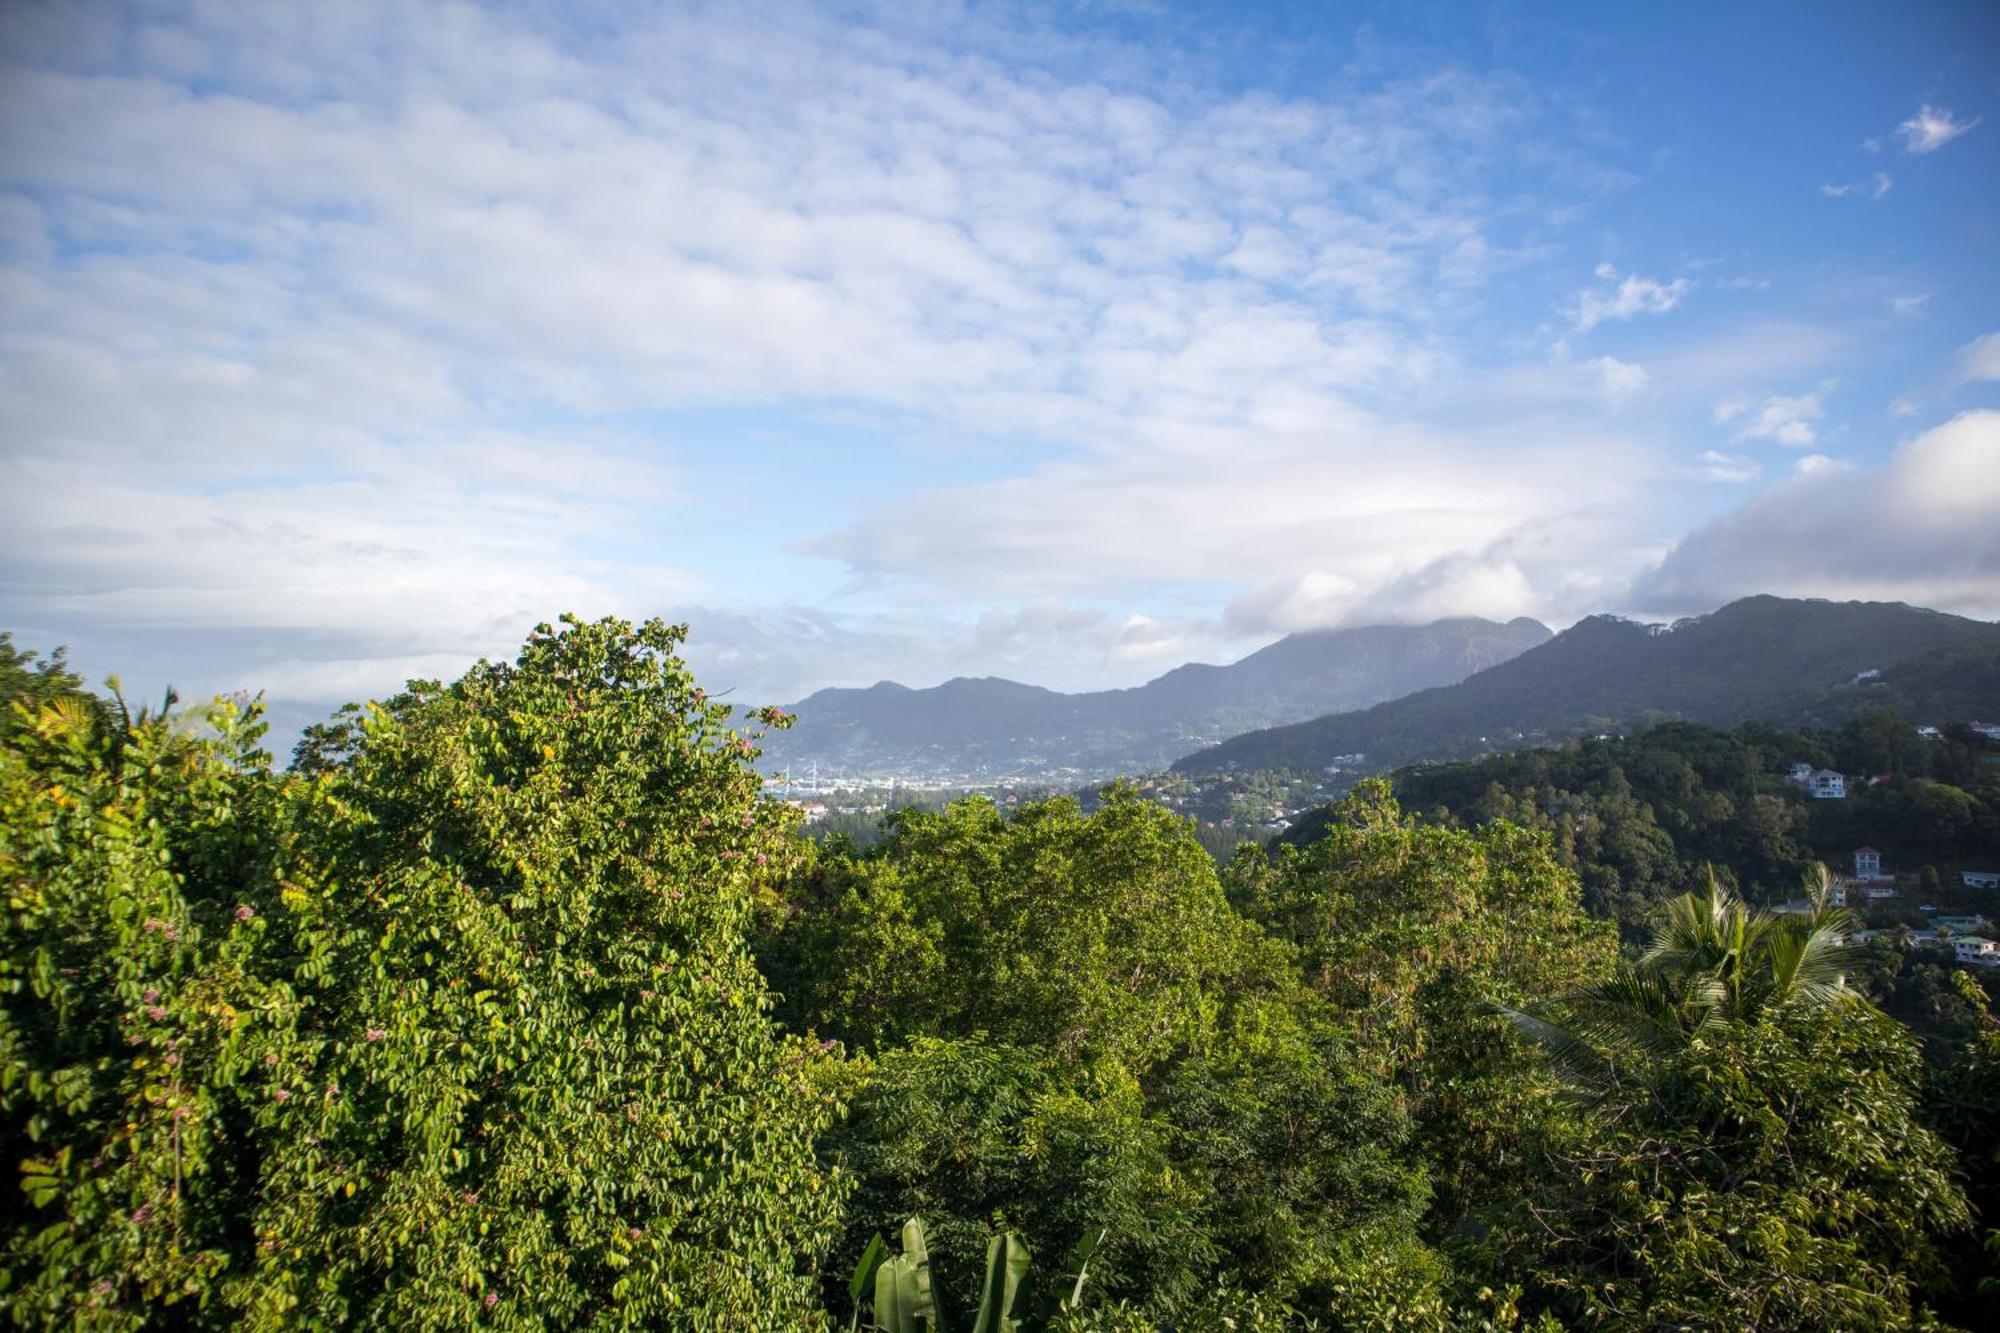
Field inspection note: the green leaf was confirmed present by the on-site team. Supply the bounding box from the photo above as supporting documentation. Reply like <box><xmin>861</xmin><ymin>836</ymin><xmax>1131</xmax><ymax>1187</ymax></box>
<box><xmin>970</xmin><ymin>1232</ymin><xmax>1031</xmax><ymax>1333</ymax></box>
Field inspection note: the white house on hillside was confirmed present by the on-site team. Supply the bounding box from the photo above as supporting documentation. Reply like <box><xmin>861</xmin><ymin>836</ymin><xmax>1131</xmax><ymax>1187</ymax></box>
<box><xmin>1853</xmin><ymin>847</ymin><xmax>1885</xmax><ymax>881</ymax></box>
<box><xmin>1953</xmin><ymin>937</ymin><xmax>1999</xmax><ymax>967</ymax></box>
<box><xmin>1807</xmin><ymin>769</ymin><xmax>1846</xmax><ymax>799</ymax></box>
<box><xmin>1964</xmin><ymin>870</ymin><xmax>2000</xmax><ymax>890</ymax></box>
<box><xmin>1788</xmin><ymin>760</ymin><xmax>1815</xmax><ymax>783</ymax></box>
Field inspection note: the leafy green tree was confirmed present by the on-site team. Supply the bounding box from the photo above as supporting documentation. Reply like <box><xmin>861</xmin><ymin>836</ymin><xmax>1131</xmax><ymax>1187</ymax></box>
<box><xmin>1240</xmin><ymin>781</ymin><xmax>1615</xmax><ymax>1075</ymax></box>
<box><xmin>1500</xmin><ymin>869</ymin><xmax>1857</xmax><ymax>1078</ymax></box>
<box><xmin>2</xmin><ymin>670</ymin><xmax>286</xmax><ymax>1327</ymax></box>
<box><xmin>1920</xmin><ymin>970</ymin><xmax>2000</xmax><ymax>1316</ymax></box>
<box><xmin>234</xmin><ymin>616</ymin><xmax>848</xmax><ymax>1328</ymax></box>
<box><xmin>1237</xmin><ymin>781</ymin><xmax>1617</xmax><ymax>1295</ymax></box>
<box><xmin>4</xmin><ymin>618</ymin><xmax>851</xmax><ymax>1329</ymax></box>
<box><xmin>777</xmin><ymin>787</ymin><xmax>1277</xmax><ymax>1074</ymax></box>
<box><xmin>1500</xmin><ymin>875</ymin><xmax>1970</xmax><ymax>1327</ymax></box>
<box><xmin>780</xmin><ymin>786</ymin><xmax>1442</xmax><ymax>1323</ymax></box>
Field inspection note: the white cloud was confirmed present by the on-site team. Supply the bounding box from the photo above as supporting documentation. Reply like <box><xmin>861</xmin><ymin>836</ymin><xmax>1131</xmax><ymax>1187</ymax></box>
<box><xmin>1817</xmin><ymin>172</ymin><xmax>1890</xmax><ymax>200</ymax></box>
<box><xmin>1632</xmin><ymin>410</ymin><xmax>2000</xmax><ymax>618</ymax></box>
<box><xmin>1897</xmin><ymin>104</ymin><xmax>1979</xmax><ymax>154</ymax></box>
<box><xmin>0</xmin><ymin>0</ymin><xmax>1626</xmax><ymax>713</ymax></box>
<box><xmin>1696</xmin><ymin>450</ymin><xmax>1760</xmax><ymax>483</ymax></box>
<box><xmin>1891</xmin><ymin>292</ymin><xmax>1930</xmax><ymax>317</ymax></box>
<box><xmin>1791</xmin><ymin>453</ymin><xmax>1852</xmax><ymax>477</ymax></box>
<box><xmin>1589</xmin><ymin>355</ymin><xmax>1650</xmax><ymax>403</ymax></box>
<box><xmin>1720</xmin><ymin>389</ymin><xmax>1829</xmax><ymax>447</ymax></box>
<box><xmin>1565</xmin><ymin>264</ymin><xmax>1689</xmax><ymax>336</ymax></box>
<box><xmin>5</xmin><ymin>0</ymin><xmax>1975</xmax><ymax>728</ymax></box>
<box><xmin>807</xmin><ymin>400</ymin><xmax>1653</xmax><ymax>626</ymax></box>
<box><xmin>1956</xmin><ymin>331</ymin><xmax>2000</xmax><ymax>383</ymax></box>
<box><xmin>1651</xmin><ymin>320</ymin><xmax>1850</xmax><ymax>389</ymax></box>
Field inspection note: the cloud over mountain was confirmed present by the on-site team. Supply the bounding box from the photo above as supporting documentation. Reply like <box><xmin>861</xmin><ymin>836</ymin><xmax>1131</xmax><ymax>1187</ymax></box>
<box><xmin>1633</xmin><ymin>411</ymin><xmax>2000</xmax><ymax>618</ymax></box>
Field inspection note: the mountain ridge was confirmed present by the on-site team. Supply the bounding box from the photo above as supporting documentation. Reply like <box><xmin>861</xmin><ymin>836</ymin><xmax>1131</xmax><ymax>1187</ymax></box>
<box><xmin>760</xmin><ymin>616</ymin><xmax>1554</xmax><ymax>779</ymax></box>
<box><xmin>1172</xmin><ymin>596</ymin><xmax>2000</xmax><ymax>776</ymax></box>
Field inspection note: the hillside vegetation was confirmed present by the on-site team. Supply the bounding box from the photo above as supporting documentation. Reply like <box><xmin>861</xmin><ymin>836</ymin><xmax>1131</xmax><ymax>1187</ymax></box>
<box><xmin>1176</xmin><ymin>596</ymin><xmax>2000</xmax><ymax>776</ymax></box>
<box><xmin>1351</xmin><ymin>713</ymin><xmax>2000</xmax><ymax>935</ymax></box>
<box><xmin>4</xmin><ymin>623</ymin><xmax>1996</xmax><ymax>1329</ymax></box>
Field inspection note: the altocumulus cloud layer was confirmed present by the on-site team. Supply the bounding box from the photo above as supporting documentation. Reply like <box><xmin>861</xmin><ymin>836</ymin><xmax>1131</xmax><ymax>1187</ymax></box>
<box><xmin>0</xmin><ymin>0</ymin><xmax>1995</xmax><ymax>736</ymax></box>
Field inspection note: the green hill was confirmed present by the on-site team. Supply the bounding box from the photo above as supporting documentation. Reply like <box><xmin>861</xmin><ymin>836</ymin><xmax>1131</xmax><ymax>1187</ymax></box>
<box><xmin>1173</xmin><ymin>596</ymin><xmax>2000</xmax><ymax>776</ymax></box>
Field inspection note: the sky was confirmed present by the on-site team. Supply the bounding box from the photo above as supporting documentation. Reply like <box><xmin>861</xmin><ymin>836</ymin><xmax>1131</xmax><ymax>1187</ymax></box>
<box><xmin>2</xmin><ymin>0</ymin><xmax>1998</xmax><ymax>743</ymax></box>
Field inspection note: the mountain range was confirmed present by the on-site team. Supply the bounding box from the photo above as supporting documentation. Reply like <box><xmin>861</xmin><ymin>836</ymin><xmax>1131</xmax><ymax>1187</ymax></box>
<box><xmin>760</xmin><ymin>617</ymin><xmax>1554</xmax><ymax>779</ymax></box>
<box><xmin>1173</xmin><ymin>596</ymin><xmax>2000</xmax><ymax>776</ymax></box>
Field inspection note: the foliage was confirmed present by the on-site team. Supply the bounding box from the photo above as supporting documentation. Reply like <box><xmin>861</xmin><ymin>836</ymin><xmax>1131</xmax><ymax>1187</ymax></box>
<box><xmin>6</xmin><ymin>618</ymin><xmax>1993</xmax><ymax>1329</ymax></box>
<box><xmin>1240</xmin><ymin>781</ymin><xmax>1616</xmax><ymax>1072</ymax></box>
<box><xmin>776</xmin><ymin>787</ymin><xmax>1444</xmax><ymax>1322</ymax></box>
<box><xmin>845</xmin><ymin>1216</ymin><xmax>1092</xmax><ymax>1333</ymax></box>
<box><xmin>1499</xmin><ymin>879</ymin><xmax>1971</xmax><ymax>1327</ymax></box>
<box><xmin>773</xmin><ymin>786</ymin><xmax>1280</xmax><ymax>1071</ymax></box>
<box><xmin>4</xmin><ymin>619</ymin><xmax>851</xmax><ymax>1329</ymax></box>
<box><xmin>1</xmin><ymin>667</ymin><xmax>286</xmax><ymax>1327</ymax></box>
<box><xmin>1392</xmin><ymin>713</ymin><xmax>2000</xmax><ymax>935</ymax></box>
<box><xmin>1497</xmin><ymin>869</ymin><xmax>1860</xmax><ymax>1086</ymax></box>
<box><xmin>242</xmin><ymin>616</ymin><xmax>847</xmax><ymax>1328</ymax></box>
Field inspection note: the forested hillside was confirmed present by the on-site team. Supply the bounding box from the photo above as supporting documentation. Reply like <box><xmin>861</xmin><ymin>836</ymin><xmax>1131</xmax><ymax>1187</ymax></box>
<box><xmin>1350</xmin><ymin>712</ymin><xmax>2000</xmax><ymax>934</ymax></box>
<box><xmin>5</xmin><ymin>624</ymin><xmax>1997</xmax><ymax>1329</ymax></box>
<box><xmin>1177</xmin><ymin>596</ymin><xmax>2000</xmax><ymax>776</ymax></box>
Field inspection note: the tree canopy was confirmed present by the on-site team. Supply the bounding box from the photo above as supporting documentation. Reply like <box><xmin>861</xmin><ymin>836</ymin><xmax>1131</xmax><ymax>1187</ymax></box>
<box><xmin>4</xmin><ymin>622</ymin><xmax>1991</xmax><ymax>1329</ymax></box>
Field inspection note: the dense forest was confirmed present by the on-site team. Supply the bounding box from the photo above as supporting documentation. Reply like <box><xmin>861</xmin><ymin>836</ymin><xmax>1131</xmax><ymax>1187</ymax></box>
<box><xmin>1383</xmin><ymin>714</ymin><xmax>2000</xmax><ymax>933</ymax></box>
<box><xmin>4</xmin><ymin>622</ymin><xmax>1998</xmax><ymax>1329</ymax></box>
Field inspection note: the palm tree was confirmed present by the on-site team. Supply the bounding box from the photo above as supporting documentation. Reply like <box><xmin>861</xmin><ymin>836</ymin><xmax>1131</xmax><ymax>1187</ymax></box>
<box><xmin>1498</xmin><ymin>866</ymin><xmax>1859</xmax><ymax>1090</ymax></box>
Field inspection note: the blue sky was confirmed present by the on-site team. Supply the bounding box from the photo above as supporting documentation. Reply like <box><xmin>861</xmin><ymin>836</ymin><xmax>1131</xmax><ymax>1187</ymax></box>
<box><xmin>1</xmin><ymin>0</ymin><xmax>1996</xmax><ymax>736</ymax></box>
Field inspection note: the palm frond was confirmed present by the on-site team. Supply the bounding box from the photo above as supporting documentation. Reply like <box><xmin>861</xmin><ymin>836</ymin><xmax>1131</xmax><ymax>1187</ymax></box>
<box><xmin>1560</xmin><ymin>968</ymin><xmax>1690</xmax><ymax>1062</ymax></box>
<box><xmin>1491</xmin><ymin>1003</ymin><xmax>1620</xmax><ymax>1092</ymax></box>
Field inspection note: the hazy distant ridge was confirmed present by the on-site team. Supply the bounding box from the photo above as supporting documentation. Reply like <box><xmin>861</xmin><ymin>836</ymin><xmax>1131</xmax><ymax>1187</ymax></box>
<box><xmin>761</xmin><ymin>616</ymin><xmax>1553</xmax><ymax>778</ymax></box>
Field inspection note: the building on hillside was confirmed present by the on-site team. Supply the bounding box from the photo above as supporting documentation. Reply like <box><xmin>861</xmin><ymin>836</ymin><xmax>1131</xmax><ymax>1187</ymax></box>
<box><xmin>1807</xmin><ymin>769</ymin><xmax>1846</xmax><ymax>799</ymax></box>
<box><xmin>1970</xmin><ymin>721</ymin><xmax>2000</xmax><ymax>741</ymax></box>
<box><xmin>1865</xmin><ymin>883</ymin><xmax>1899</xmax><ymax>901</ymax></box>
<box><xmin>1853</xmin><ymin>847</ymin><xmax>1885</xmax><ymax>881</ymax></box>
<box><xmin>1963</xmin><ymin>870</ymin><xmax>2000</xmax><ymax>890</ymax></box>
<box><xmin>1952</xmin><ymin>936</ymin><xmax>2000</xmax><ymax>967</ymax></box>
<box><xmin>1917</xmin><ymin>725</ymin><xmax>1942</xmax><ymax>739</ymax></box>
<box><xmin>1828</xmin><ymin>880</ymin><xmax>1848</xmax><ymax>907</ymax></box>
<box><xmin>1787</xmin><ymin>761</ymin><xmax>1815</xmax><ymax>783</ymax></box>
<box><xmin>1933</xmin><ymin>916</ymin><xmax>1990</xmax><ymax>935</ymax></box>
